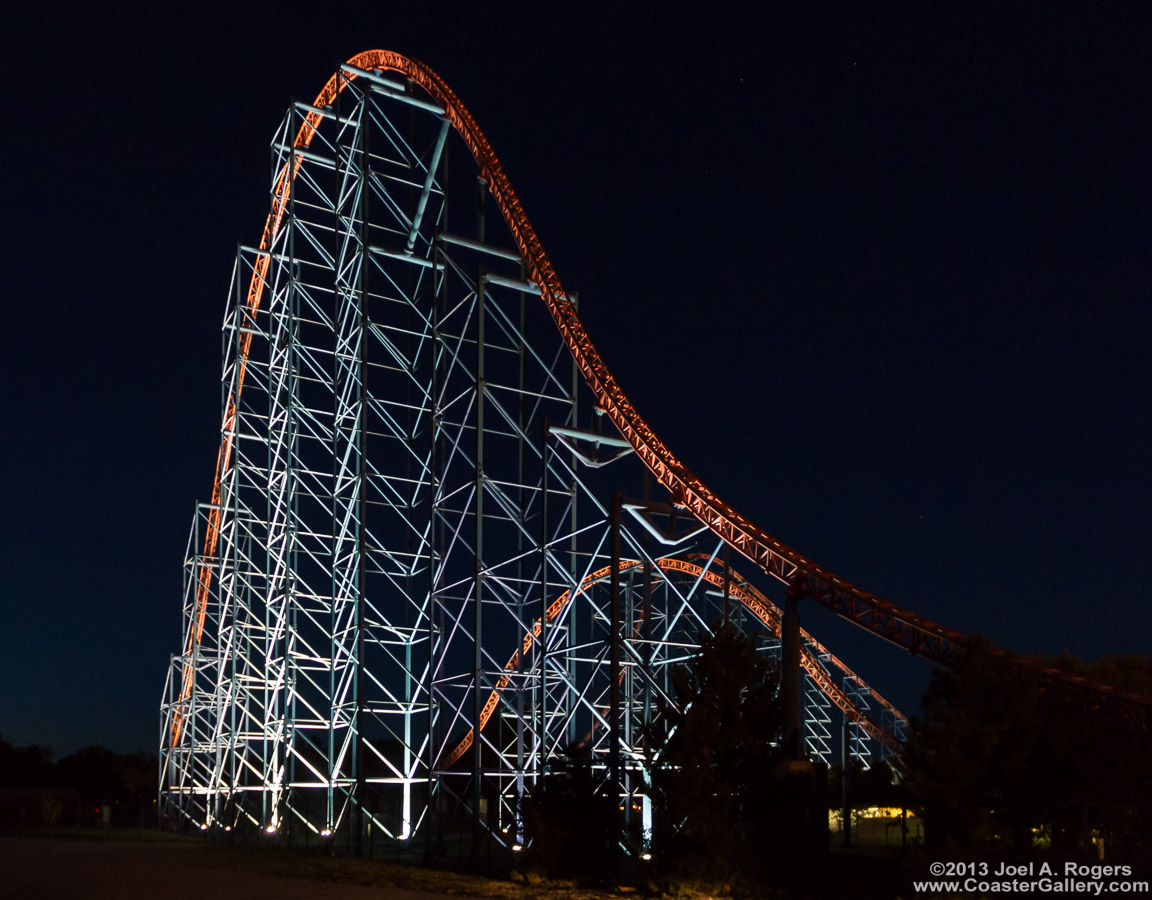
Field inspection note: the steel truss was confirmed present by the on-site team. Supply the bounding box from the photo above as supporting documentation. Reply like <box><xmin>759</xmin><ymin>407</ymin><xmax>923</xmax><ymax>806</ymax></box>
<box><xmin>160</xmin><ymin>59</ymin><xmax>907</xmax><ymax>853</ymax></box>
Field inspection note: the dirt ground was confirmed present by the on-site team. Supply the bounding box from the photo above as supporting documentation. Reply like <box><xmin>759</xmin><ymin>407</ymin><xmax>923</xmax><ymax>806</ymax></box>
<box><xmin>0</xmin><ymin>835</ymin><xmax>470</xmax><ymax>900</ymax></box>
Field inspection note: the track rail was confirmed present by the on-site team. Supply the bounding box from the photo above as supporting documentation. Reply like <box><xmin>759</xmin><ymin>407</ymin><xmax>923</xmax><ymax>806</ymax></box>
<box><xmin>172</xmin><ymin>50</ymin><xmax>1151</xmax><ymax>746</ymax></box>
<box><xmin>342</xmin><ymin>51</ymin><xmax>963</xmax><ymax>660</ymax></box>
<box><xmin>443</xmin><ymin>556</ymin><xmax>905</xmax><ymax>768</ymax></box>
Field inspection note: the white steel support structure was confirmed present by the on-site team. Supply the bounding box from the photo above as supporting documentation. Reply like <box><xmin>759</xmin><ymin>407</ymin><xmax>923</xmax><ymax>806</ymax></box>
<box><xmin>843</xmin><ymin>674</ymin><xmax>874</xmax><ymax>770</ymax></box>
<box><xmin>160</xmin><ymin>63</ymin><xmax>906</xmax><ymax>856</ymax></box>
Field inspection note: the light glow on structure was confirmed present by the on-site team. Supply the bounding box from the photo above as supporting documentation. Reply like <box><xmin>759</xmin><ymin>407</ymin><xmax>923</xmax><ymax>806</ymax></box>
<box><xmin>157</xmin><ymin>49</ymin><xmax>909</xmax><ymax>852</ymax></box>
<box><xmin>401</xmin><ymin>784</ymin><xmax>412</xmax><ymax>842</ymax></box>
<box><xmin>158</xmin><ymin>46</ymin><xmax>1149</xmax><ymax>854</ymax></box>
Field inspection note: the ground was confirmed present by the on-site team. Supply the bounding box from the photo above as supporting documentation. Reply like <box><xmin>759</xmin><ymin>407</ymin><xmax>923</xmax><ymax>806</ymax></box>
<box><xmin>0</xmin><ymin>833</ymin><xmax>620</xmax><ymax>900</ymax></box>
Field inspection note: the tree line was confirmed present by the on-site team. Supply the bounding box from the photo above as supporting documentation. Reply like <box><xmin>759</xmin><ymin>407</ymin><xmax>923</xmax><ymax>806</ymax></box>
<box><xmin>901</xmin><ymin>637</ymin><xmax>1152</xmax><ymax>859</ymax></box>
<box><xmin>522</xmin><ymin>625</ymin><xmax>1152</xmax><ymax>894</ymax></box>
<box><xmin>0</xmin><ymin>738</ymin><xmax>156</xmax><ymax>828</ymax></box>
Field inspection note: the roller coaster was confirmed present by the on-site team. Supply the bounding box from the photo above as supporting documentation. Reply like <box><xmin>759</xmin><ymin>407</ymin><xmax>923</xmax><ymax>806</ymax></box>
<box><xmin>159</xmin><ymin>50</ymin><xmax>1149</xmax><ymax>854</ymax></box>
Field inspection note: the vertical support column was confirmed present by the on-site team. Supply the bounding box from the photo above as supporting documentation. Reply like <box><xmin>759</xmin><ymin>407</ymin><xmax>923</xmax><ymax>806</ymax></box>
<box><xmin>356</xmin><ymin>86</ymin><xmax>368</xmax><ymax>853</ymax></box>
<box><xmin>425</xmin><ymin>232</ymin><xmax>443</xmax><ymax>864</ymax></box>
<box><xmin>514</xmin><ymin>269</ymin><xmax>527</xmax><ymax>846</ymax></box>
<box><xmin>263</xmin><ymin>135</ymin><xmax>303</xmax><ymax>832</ymax></box>
<box><xmin>331</xmin><ymin>81</ymin><xmax>367</xmax><ymax>848</ymax></box>
<box><xmin>223</xmin><ymin>269</ymin><xmax>245</xmax><ymax>828</ymax></box>
<box><xmin>722</xmin><ymin>545</ymin><xmax>731</xmax><ymax>625</ymax></box>
<box><xmin>841</xmin><ymin>715</ymin><xmax>852</xmax><ymax>847</ymax></box>
<box><xmin>781</xmin><ymin>576</ymin><xmax>804</xmax><ymax>761</ymax></box>
<box><xmin>639</xmin><ymin>472</ymin><xmax>653</xmax><ymax>850</ymax></box>
<box><xmin>567</xmin><ymin>293</ymin><xmax>580</xmax><ymax>749</ymax></box>
<box><xmin>609</xmin><ymin>492</ymin><xmax>623</xmax><ymax>872</ymax></box>
<box><xmin>538</xmin><ymin>422</ymin><xmax>550</xmax><ymax>777</ymax></box>
<box><xmin>622</xmin><ymin>563</ymin><xmax>634</xmax><ymax>838</ymax></box>
<box><xmin>472</xmin><ymin>267</ymin><xmax>487</xmax><ymax>865</ymax></box>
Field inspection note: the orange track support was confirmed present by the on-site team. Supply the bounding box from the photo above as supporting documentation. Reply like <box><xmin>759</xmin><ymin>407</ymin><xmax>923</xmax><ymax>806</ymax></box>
<box><xmin>441</xmin><ymin>557</ymin><xmax>904</xmax><ymax>769</ymax></box>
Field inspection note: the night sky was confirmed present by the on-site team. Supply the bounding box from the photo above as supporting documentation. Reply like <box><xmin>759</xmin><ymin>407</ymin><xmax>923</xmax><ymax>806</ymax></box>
<box><xmin>3</xmin><ymin>2</ymin><xmax>1149</xmax><ymax>757</ymax></box>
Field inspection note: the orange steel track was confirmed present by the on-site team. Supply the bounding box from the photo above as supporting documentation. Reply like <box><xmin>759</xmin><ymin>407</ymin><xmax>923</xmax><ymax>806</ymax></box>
<box><xmin>441</xmin><ymin>556</ymin><xmax>905</xmax><ymax>769</ymax></box>
<box><xmin>172</xmin><ymin>51</ymin><xmax>1150</xmax><ymax>746</ymax></box>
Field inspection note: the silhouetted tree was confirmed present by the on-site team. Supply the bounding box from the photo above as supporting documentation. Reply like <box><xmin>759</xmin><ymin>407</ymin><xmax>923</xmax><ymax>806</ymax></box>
<box><xmin>1044</xmin><ymin>654</ymin><xmax>1152</xmax><ymax>856</ymax></box>
<box><xmin>0</xmin><ymin>736</ymin><xmax>56</xmax><ymax>788</ymax></box>
<box><xmin>523</xmin><ymin>742</ymin><xmax>615</xmax><ymax>881</ymax></box>
<box><xmin>901</xmin><ymin>638</ymin><xmax>1152</xmax><ymax>859</ymax></box>
<box><xmin>829</xmin><ymin>757</ymin><xmax>901</xmax><ymax>813</ymax></box>
<box><xmin>646</xmin><ymin>622</ymin><xmax>783</xmax><ymax>884</ymax></box>
<box><xmin>902</xmin><ymin>637</ymin><xmax>1054</xmax><ymax>853</ymax></box>
<box><xmin>57</xmin><ymin>745</ymin><xmax>125</xmax><ymax>807</ymax></box>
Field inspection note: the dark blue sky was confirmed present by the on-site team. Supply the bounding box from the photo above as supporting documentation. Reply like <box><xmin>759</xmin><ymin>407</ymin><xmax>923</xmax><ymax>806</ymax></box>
<box><xmin>3</xmin><ymin>1</ymin><xmax>1149</xmax><ymax>755</ymax></box>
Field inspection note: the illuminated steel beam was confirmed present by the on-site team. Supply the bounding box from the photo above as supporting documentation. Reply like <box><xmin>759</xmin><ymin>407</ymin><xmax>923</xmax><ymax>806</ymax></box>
<box><xmin>161</xmin><ymin>49</ymin><xmax>1148</xmax><ymax>851</ymax></box>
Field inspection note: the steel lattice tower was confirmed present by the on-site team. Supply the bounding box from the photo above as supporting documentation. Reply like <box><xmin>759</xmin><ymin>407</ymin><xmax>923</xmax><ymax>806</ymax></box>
<box><xmin>161</xmin><ymin>53</ymin><xmax>937</xmax><ymax>854</ymax></box>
